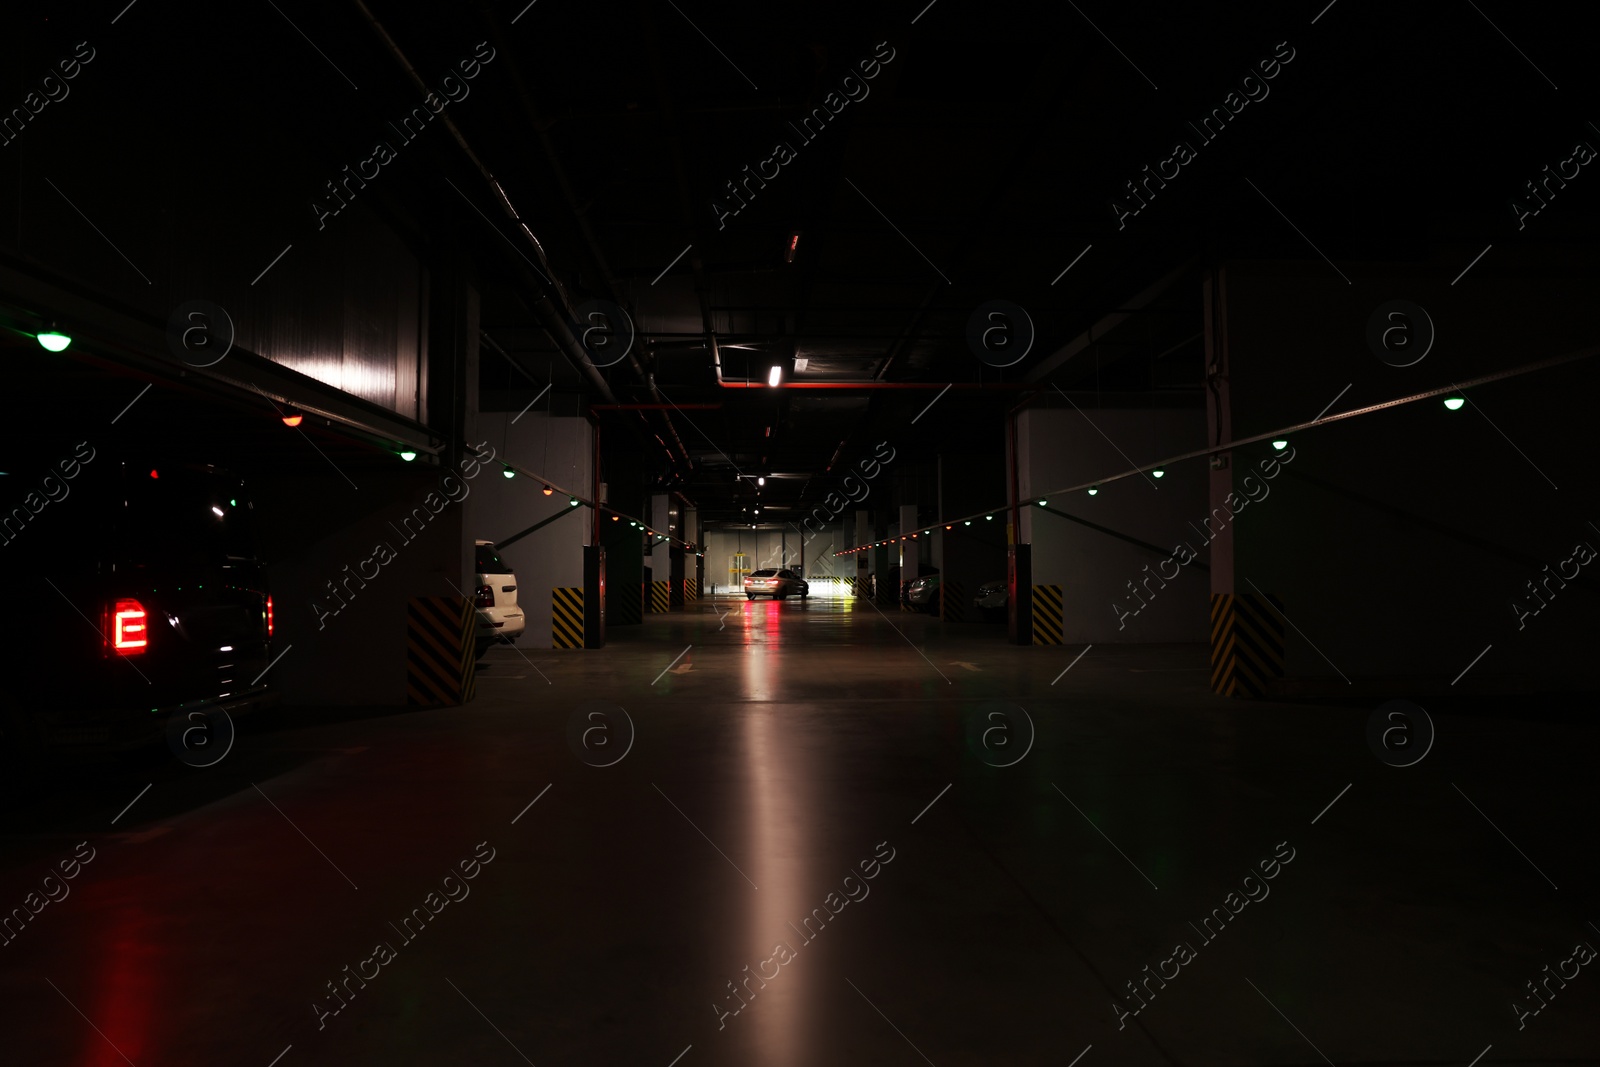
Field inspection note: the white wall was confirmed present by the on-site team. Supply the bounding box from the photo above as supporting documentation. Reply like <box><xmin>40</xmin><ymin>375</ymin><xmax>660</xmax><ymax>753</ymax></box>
<box><xmin>1020</xmin><ymin>407</ymin><xmax>1210</xmax><ymax>643</ymax></box>
<box><xmin>465</xmin><ymin>411</ymin><xmax>593</xmax><ymax>646</ymax></box>
<box><xmin>701</xmin><ymin>528</ymin><xmax>834</xmax><ymax>592</ymax></box>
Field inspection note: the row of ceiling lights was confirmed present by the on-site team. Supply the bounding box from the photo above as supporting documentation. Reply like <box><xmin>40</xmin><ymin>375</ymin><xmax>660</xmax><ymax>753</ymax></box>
<box><xmin>832</xmin><ymin>442</ymin><xmax>1318</xmax><ymax>554</ymax></box>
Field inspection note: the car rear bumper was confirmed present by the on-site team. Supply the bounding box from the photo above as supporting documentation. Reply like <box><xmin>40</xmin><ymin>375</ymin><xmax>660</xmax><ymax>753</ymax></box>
<box><xmin>477</xmin><ymin>610</ymin><xmax>526</xmax><ymax>640</ymax></box>
<box><xmin>37</xmin><ymin>687</ymin><xmax>280</xmax><ymax>750</ymax></box>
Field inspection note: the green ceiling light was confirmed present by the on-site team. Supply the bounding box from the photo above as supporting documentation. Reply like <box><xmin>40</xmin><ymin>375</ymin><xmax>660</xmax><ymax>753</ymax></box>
<box><xmin>1037</xmin><ymin>499</ymin><xmax>1048</xmax><ymax>507</ymax></box>
<box><xmin>1271</xmin><ymin>439</ymin><xmax>1288</xmax><ymax>451</ymax></box>
<box><xmin>1443</xmin><ymin>395</ymin><xmax>1466</xmax><ymax>411</ymax></box>
<box><xmin>1087</xmin><ymin>486</ymin><xmax>1099</xmax><ymax>496</ymax></box>
<box><xmin>568</xmin><ymin>496</ymin><xmax>580</xmax><ymax>507</ymax></box>
<box><xmin>398</xmin><ymin>449</ymin><xmax>418</xmax><ymax>462</ymax></box>
<box><xmin>502</xmin><ymin>466</ymin><xmax>516</xmax><ymax>478</ymax></box>
<box><xmin>35</xmin><ymin>327</ymin><xmax>71</xmax><ymax>352</ymax></box>
<box><xmin>964</xmin><ymin>520</ymin><xmax>972</xmax><ymax>526</ymax></box>
<box><xmin>1151</xmin><ymin>469</ymin><xmax>1165</xmax><ymax>479</ymax></box>
<box><xmin>985</xmin><ymin>515</ymin><xmax>994</xmax><ymax>520</ymax></box>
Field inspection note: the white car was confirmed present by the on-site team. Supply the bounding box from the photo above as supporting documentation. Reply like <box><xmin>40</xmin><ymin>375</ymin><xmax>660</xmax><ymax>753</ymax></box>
<box><xmin>474</xmin><ymin>541</ymin><xmax>524</xmax><ymax>658</ymax></box>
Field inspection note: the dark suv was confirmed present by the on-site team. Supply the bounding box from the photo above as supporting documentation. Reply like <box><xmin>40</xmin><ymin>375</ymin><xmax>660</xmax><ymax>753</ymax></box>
<box><xmin>1</xmin><ymin>447</ymin><xmax>275</xmax><ymax>753</ymax></box>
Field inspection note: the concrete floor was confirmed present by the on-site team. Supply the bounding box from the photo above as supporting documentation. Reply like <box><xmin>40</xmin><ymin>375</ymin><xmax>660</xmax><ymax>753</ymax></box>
<box><xmin>2</xmin><ymin>596</ymin><xmax>1597</xmax><ymax>1066</ymax></box>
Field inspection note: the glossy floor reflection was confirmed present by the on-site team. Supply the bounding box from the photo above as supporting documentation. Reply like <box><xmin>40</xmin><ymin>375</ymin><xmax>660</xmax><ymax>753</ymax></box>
<box><xmin>2</xmin><ymin>596</ymin><xmax>1598</xmax><ymax>1066</ymax></box>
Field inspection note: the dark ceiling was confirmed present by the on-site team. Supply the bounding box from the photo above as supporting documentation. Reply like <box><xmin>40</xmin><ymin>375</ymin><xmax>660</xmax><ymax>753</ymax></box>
<box><xmin>7</xmin><ymin>0</ymin><xmax>1598</xmax><ymax>526</ymax></box>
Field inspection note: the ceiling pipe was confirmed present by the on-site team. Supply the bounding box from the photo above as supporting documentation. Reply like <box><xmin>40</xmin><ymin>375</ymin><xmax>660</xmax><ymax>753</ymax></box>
<box><xmin>472</xmin><ymin>5</ymin><xmax>692</xmax><ymax>467</ymax></box>
<box><xmin>352</xmin><ymin>0</ymin><xmax>619</xmax><ymax>407</ymax></box>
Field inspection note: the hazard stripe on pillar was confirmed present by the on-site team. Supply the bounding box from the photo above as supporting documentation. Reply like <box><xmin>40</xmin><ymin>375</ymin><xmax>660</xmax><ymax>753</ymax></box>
<box><xmin>406</xmin><ymin>596</ymin><xmax>475</xmax><ymax>705</ymax></box>
<box><xmin>682</xmin><ymin>577</ymin><xmax>699</xmax><ymax>601</ymax></box>
<box><xmin>942</xmin><ymin>580</ymin><xmax>965</xmax><ymax>622</ymax></box>
<box><xmin>553</xmin><ymin>586</ymin><xmax>586</xmax><ymax>648</ymax></box>
<box><xmin>1031</xmin><ymin>584</ymin><xmax>1063</xmax><ymax>645</ymax></box>
<box><xmin>1210</xmin><ymin>593</ymin><xmax>1285</xmax><ymax>697</ymax></box>
<box><xmin>650</xmin><ymin>580</ymin><xmax>671</xmax><ymax>613</ymax></box>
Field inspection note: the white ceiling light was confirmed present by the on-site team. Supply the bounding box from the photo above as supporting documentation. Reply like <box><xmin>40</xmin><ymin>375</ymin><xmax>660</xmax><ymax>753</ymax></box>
<box><xmin>793</xmin><ymin>358</ymin><xmax>809</xmax><ymax>372</ymax></box>
<box><xmin>767</xmin><ymin>365</ymin><xmax>782</xmax><ymax>387</ymax></box>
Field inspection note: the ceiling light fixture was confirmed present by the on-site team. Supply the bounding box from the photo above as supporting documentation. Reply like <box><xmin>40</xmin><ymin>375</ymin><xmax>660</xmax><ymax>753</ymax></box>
<box><xmin>1087</xmin><ymin>486</ymin><xmax>1099</xmax><ymax>496</ymax></box>
<box><xmin>35</xmin><ymin>326</ymin><xmax>71</xmax><ymax>352</ymax></box>
<box><xmin>1151</xmin><ymin>469</ymin><xmax>1165</xmax><ymax>478</ymax></box>
<box><xmin>1271</xmin><ymin>439</ymin><xmax>1289</xmax><ymax>451</ymax></box>
<box><xmin>569</xmin><ymin>496</ymin><xmax>580</xmax><ymax>507</ymax></box>
<box><xmin>1443</xmin><ymin>396</ymin><xmax>1465</xmax><ymax>411</ymax></box>
<box><xmin>281</xmin><ymin>406</ymin><xmax>304</xmax><ymax>428</ymax></box>
<box><xmin>767</xmin><ymin>365</ymin><xmax>782</xmax><ymax>387</ymax></box>
<box><xmin>542</xmin><ymin>485</ymin><xmax>554</xmax><ymax>495</ymax></box>
<box><xmin>502</xmin><ymin>466</ymin><xmax>515</xmax><ymax>478</ymax></box>
<box><xmin>399</xmin><ymin>450</ymin><xmax>417</xmax><ymax>462</ymax></box>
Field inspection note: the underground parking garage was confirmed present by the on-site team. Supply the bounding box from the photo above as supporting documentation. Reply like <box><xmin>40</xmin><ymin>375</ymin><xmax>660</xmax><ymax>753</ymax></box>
<box><xmin>3</xmin><ymin>3</ymin><xmax>1600</xmax><ymax>1064</ymax></box>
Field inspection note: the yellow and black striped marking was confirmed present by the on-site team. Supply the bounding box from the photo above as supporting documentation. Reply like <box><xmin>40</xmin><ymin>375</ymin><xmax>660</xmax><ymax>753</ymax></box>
<box><xmin>942</xmin><ymin>580</ymin><xmax>965</xmax><ymax>622</ymax></box>
<box><xmin>650</xmin><ymin>580</ymin><xmax>671</xmax><ymax>613</ymax></box>
<box><xmin>1210</xmin><ymin>592</ymin><xmax>1285</xmax><ymax>697</ymax></box>
<box><xmin>553</xmin><ymin>586</ymin><xmax>586</xmax><ymax>648</ymax></box>
<box><xmin>611</xmin><ymin>581</ymin><xmax>641</xmax><ymax>626</ymax></box>
<box><xmin>683</xmin><ymin>576</ymin><xmax>699</xmax><ymax>601</ymax></box>
<box><xmin>407</xmin><ymin>596</ymin><xmax>476</xmax><ymax>705</ymax></box>
<box><xmin>1032</xmin><ymin>584</ymin><xmax>1063</xmax><ymax>645</ymax></box>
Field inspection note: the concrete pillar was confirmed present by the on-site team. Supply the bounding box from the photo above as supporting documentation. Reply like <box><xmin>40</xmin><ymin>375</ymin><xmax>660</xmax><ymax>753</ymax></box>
<box><xmin>854</xmin><ymin>511</ymin><xmax>870</xmax><ymax>596</ymax></box>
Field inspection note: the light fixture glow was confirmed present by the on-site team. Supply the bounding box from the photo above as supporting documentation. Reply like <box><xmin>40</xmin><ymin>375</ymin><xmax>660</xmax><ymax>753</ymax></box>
<box><xmin>758</xmin><ymin>476</ymin><xmax>765</xmax><ymax>486</ymax></box>
<box><xmin>964</xmin><ymin>520</ymin><xmax>971</xmax><ymax>526</ymax></box>
<box><xmin>399</xmin><ymin>450</ymin><xmax>418</xmax><ymax>462</ymax></box>
<box><xmin>569</xmin><ymin>496</ymin><xmax>580</xmax><ymax>507</ymax></box>
<box><xmin>542</xmin><ymin>485</ymin><xmax>554</xmax><ymax>496</ymax></box>
<box><xmin>985</xmin><ymin>515</ymin><xmax>993</xmax><ymax>521</ymax></box>
<box><xmin>1271</xmin><ymin>440</ymin><xmax>1288</xmax><ymax>451</ymax></box>
<box><xmin>502</xmin><ymin>466</ymin><xmax>516</xmax><ymax>478</ymax></box>
<box><xmin>1087</xmin><ymin>486</ymin><xmax>1099</xmax><ymax>496</ymax></box>
<box><xmin>1152</xmin><ymin>469</ymin><xmax>1165</xmax><ymax>478</ymax></box>
<box><xmin>767</xmin><ymin>365</ymin><xmax>782</xmax><ymax>387</ymax></box>
<box><xmin>1443</xmin><ymin>396</ymin><xmax>1465</xmax><ymax>411</ymax></box>
<box><xmin>211</xmin><ymin>506</ymin><xmax>225</xmax><ymax>518</ymax></box>
<box><xmin>1038</xmin><ymin>499</ymin><xmax>1048</xmax><ymax>506</ymax></box>
<box><xmin>281</xmin><ymin>411</ymin><xmax>304</xmax><ymax>427</ymax></box>
<box><xmin>36</xmin><ymin>330</ymin><xmax>71</xmax><ymax>352</ymax></box>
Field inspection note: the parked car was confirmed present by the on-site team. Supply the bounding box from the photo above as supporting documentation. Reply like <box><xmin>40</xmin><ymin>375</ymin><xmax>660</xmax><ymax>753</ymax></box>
<box><xmin>975</xmin><ymin>578</ymin><xmax>1008</xmax><ymax>620</ymax></box>
<box><xmin>474</xmin><ymin>541</ymin><xmax>525</xmax><ymax>658</ymax></box>
<box><xmin>907</xmin><ymin>574</ymin><xmax>941</xmax><ymax>612</ymax></box>
<box><xmin>2</xmin><ymin>449</ymin><xmax>275</xmax><ymax>754</ymax></box>
<box><xmin>745</xmin><ymin>568</ymin><xmax>809</xmax><ymax>600</ymax></box>
<box><xmin>900</xmin><ymin>564</ymin><xmax>939</xmax><ymax>608</ymax></box>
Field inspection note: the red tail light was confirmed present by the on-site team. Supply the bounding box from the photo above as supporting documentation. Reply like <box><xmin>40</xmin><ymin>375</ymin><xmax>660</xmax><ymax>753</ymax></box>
<box><xmin>107</xmin><ymin>598</ymin><xmax>149</xmax><ymax>655</ymax></box>
<box><xmin>475</xmin><ymin>584</ymin><xmax>495</xmax><ymax>608</ymax></box>
<box><xmin>266</xmin><ymin>594</ymin><xmax>274</xmax><ymax>637</ymax></box>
